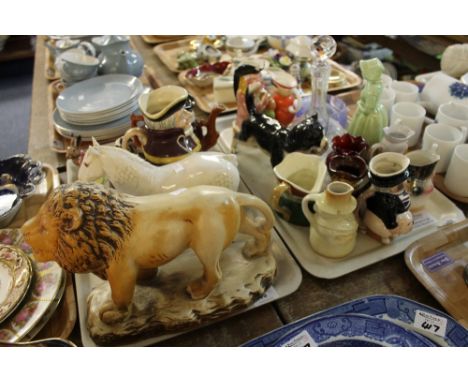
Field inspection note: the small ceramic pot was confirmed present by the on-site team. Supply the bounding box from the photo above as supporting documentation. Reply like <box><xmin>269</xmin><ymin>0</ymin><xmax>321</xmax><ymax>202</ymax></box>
<box><xmin>390</xmin><ymin>102</ymin><xmax>426</xmax><ymax>148</ymax></box>
<box><xmin>272</xmin><ymin>152</ymin><xmax>326</xmax><ymax>197</ymax></box>
<box><xmin>93</xmin><ymin>35</ymin><xmax>143</xmax><ymax>77</ymax></box>
<box><xmin>362</xmin><ymin>152</ymin><xmax>413</xmax><ymax>244</ymax></box>
<box><xmin>122</xmin><ymin>86</ymin><xmax>225</xmax><ymax>164</ymax></box>
<box><xmin>370</xmin><ymin>124</ymin><xmax>415</xmax><ymax>156</ymax></box>
<box><xmin>406</xmin><ymin>144</ymin><xmax>440</xmax><ymax>212</ymax></box>
<box><xmin>327</xmin><ymin>153</ymin><xmax>369</xmax><ymax>197</ymax></box>
<box><xmin>327</xmin><ymin>133</ymin><xmax>369</xmax><ymax>163</ymax></box>
<box><xmin>271</xmin><ymin>153</ymin><xmax>326</xmax><ymax>226</ymax></box>
<box><xmin>301</xmin><ymin>181</ymin><xmax>359</xmax><ymax>258</ymax></box>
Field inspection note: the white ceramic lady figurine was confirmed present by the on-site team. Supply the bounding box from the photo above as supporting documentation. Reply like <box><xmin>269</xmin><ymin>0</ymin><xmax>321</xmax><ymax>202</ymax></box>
<box><xmin>78</xmin><ymin>140</ymin><xmax>240</xmax><ymax>195</ymax></box>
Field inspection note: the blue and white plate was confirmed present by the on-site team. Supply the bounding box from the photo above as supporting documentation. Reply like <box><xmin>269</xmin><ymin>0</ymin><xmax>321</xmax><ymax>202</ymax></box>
<box><xmin>272</xmin><ymin>314</ymin><xmax>435</xmax><ymax>347</ymax></box>
<box><xmin>243</xmin><ymin>295</ymin><xmax>468</xmax><ymax>347</ymax></box>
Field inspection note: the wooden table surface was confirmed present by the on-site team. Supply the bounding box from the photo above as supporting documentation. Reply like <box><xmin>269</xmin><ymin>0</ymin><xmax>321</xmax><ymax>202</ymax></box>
<box><xmin>27</xmin><ymin>35</ymin><xmax>459</xmax><ymax>346</ymax></box>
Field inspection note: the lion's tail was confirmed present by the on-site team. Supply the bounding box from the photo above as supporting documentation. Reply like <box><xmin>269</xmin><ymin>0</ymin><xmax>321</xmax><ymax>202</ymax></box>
<box><xmin>235</xmin><ymin>192</ymin><xmax>275</xmax><ymax>255</ymax></box>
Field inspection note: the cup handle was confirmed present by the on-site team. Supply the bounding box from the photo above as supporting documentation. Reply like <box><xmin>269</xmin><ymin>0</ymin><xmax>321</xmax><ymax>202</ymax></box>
<box><xmin>271</xmin><ymin>182</ymin><xmax>292</xmax><ymax>221</ymax></box>
<box><xmin>78</xmin><ymin>41</ymin><xmax>96</xmax><ymax>57</ymax></box>
<box><xmin>301</xmin><ymin>192</ymin><xmax>320</xmax><ymax>224</ymax></box>
<box><xmin>122</xmin><ymin>127</ymin><xmax>147</xmax><ymax>151</ymax></box>
<box><xmin>176</xmin><ymin>135</ymin><xmax>192</xmax><ymax>153</ymax></box>
<box><xmin>460</xmin><ymin>126</ymin><xmax>468</xmax><ymax>142</ymax></box>
<box><xmin>369</xmin><ymin>143</ymin><xmax>384</xmax><ymax>157</ymax></box>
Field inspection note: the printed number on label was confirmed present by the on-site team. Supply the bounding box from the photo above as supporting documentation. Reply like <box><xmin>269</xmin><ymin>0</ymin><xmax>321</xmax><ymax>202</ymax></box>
<box><xmin>281</xmin><ymin>330</ymin><xmax>315</xmax><ymax>347</ymax></box>
<box><xmin>413</xmin><ymin>310</ymin><xmax>448</xmax><ymax>337</ymax></box>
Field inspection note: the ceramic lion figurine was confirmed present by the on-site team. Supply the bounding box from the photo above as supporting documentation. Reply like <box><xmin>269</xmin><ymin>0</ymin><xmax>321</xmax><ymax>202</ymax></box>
<box><xmin>21</xmin><ymin>182</ymin><xmax>274</xmax><ymax>322</ymax></box>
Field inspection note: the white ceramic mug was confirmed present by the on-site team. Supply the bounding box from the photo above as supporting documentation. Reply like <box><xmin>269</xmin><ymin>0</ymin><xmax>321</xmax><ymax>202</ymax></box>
<box><xmin>391</xmin><ymin>81</ymin><xmax>419</xmax><ymax>103</ymax></box>
<box><xmin>390</xmin><ymin>102</ymin><xmax>426</xmax><ymax>147</ymax></box>
<box><xmin>422</xmin><ymin>123</ymin><xmax>467</xmax><ymax>173</ymax></box>
<box><xmin>444</xmin><ymin>144</ymin><xmax>468</xmax><ymax>197</ymax></box>
<box><xmin>436</xmin><ymin>102</ymin><xmax>468</xmax><ymax>142</ymax></box>
<box><xmin>420</xmin><ymin>72</ymin><xmax>468</xmax><ymax>115</ymax></box>
<box><xmin>380</xmin><ymin>87</ymin><xmax>396</xmax><ymax>119</ymax></box>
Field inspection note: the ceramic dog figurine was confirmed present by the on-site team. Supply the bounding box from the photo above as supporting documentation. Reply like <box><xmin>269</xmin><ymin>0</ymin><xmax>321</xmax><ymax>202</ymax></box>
<box><xmin>239</xmin><ymin>89</ymin><xmax>327</xmax><ymax>166</ymax></box>
<box><xmin>21</xmin><ymin>182</ymin><xmax>274</xmax><ymax>323</ymax></box>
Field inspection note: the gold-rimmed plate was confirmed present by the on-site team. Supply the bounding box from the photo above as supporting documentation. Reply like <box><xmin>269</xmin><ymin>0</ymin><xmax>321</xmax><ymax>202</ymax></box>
<box><xmin>0</xmin><ymin>245</ymin><xmax>32</xmax><ymax>324</ymax></box>
<box><xmin>0</xmin><ymin>229</ymin><xmax>66</xmax><ymax>342</ymax></box>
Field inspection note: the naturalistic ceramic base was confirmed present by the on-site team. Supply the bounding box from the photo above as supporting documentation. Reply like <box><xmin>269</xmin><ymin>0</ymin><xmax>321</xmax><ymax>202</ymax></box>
<box><xmin>86</xmin><ymin>237</ymin><xmax>277</xmax><ymax>345</ymax></box>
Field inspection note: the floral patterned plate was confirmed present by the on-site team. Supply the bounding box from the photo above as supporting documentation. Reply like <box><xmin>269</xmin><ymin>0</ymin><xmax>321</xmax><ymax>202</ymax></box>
<box><xmin>0</xmin><ymin>245</ymin><xmax>32</xmax><ymax>323</ymax></box>
<box><xmin>0</xmin><ymin>229</ymin><xmax>65</xmax><ymax>342</ymax></box>
<box><xmin>272</xmin><ymin>314</ymin><xmax>436</xmax><ymax>347</ymax></box>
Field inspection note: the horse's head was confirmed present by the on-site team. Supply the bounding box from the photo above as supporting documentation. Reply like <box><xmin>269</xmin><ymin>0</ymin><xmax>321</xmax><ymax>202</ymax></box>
<box><xmin>77</xmin><ymin>138</ymin><xmax>105</xmax><ymax>181</ymax></box>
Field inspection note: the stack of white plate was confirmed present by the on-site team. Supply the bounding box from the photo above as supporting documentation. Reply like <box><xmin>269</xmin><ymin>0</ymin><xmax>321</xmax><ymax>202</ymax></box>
<box><xmin>54</xmin><ymin>74</ymin><xmax>144</xmax><ymax>140</ymax></box>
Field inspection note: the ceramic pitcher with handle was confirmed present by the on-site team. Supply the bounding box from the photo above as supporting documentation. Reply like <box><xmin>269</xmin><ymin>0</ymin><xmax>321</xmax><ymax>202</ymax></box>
<box><xmin>301</xmin><ymin>181</ymin><xmax>358</xmax><ymax>258</ymax></box>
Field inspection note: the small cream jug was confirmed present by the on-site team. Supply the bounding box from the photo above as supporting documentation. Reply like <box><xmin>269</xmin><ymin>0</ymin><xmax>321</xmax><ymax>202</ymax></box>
<box><xmin>301</xmin><ymin>181</ymin><xmax>359</xmax><ymax>258</ymax></box>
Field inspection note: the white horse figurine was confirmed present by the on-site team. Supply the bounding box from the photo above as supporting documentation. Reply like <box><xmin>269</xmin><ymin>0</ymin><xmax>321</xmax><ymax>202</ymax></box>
<box><xmin>78</xmin><ymin>140</ymin><xmax>240</xmax><ymax>195</ymax></box>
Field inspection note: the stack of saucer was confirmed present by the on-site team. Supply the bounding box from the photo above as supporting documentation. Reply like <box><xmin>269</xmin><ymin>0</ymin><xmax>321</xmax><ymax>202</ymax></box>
<box><xmin>0</xmin><ymin>229</ymin><xmax>66</xmax><ymax>343</ymax></box>
<box><xmin>54</xmin><ymin>74</ymin><xmax>144</xmax><ymax>141</ymax></box>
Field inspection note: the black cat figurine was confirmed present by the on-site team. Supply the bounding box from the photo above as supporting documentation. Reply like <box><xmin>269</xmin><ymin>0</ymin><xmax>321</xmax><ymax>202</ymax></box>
<box><xmin>239</xmin><ymin>89</ymin><xmax>327</xmax><ymax>167</ymax></box>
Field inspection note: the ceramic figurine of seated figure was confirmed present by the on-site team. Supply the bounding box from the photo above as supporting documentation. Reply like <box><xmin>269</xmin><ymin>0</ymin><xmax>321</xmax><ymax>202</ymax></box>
<box><xmin>21</xmin><ymin>182</ymin><xmax>274</xmax><ymax>323</ymax></box>
<box><xmin>234</xmin><ymin>64</ymin><xmax>275</xmax><ymax>129</ymax></box>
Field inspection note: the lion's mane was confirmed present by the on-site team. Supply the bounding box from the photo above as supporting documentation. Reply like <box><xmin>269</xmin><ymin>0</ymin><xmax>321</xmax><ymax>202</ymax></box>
<box><xmin>46</xmin><ymin>182</ymin><xmax>134</xmax><ymax>279</ymax></box>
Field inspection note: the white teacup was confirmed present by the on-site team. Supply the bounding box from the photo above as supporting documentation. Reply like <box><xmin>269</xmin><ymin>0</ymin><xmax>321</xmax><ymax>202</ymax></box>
<box><xmin>391</xmin><ymin>81</ymin><xmax>419</xmax><ymax>103</ymax></box>
<box><xmin>55</xmin><ymin>49</ymin><xmax>99</xmax><ymax>86</ymax></box>
<box><xmin>422</xmin><ymin>123</ymin><xmax>467</xmax><ymax>173</ymax></box>
<box><xmin>444</xmin><ymin>144</ymin><xmax>468</xmax><ymax>197</ymax></box>
<box><xmin>390</xmin><ymin>102</ymin><xmax>426</xmax><ymax>147</ymax></box>
<box><xmin>420</xmin><ymin>72</ymin><xmax>468</xmax><ymax>115</ymax></box>
<box><xmin>380</xmin><ymin>87</ymin><xmax>396</xmax><ymax>119</ymax></box>
<box><xmin>436</xmin><ymin>102</ymin><xmax>468</xmax><ymax>142</ymax></box>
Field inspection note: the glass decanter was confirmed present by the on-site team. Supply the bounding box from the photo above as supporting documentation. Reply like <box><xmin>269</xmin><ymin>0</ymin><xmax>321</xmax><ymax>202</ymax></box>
<box><xmin>309</xmin><ymin>35</ymin><xmax>337</xmax><ymax>133</ymax></box>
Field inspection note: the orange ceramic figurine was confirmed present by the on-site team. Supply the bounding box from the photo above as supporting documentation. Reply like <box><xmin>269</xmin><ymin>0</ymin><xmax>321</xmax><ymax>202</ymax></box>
<box><xmin>271</xmin><ymin>70</ymin><xmax>301</xmax><ymax>127</ymax></box>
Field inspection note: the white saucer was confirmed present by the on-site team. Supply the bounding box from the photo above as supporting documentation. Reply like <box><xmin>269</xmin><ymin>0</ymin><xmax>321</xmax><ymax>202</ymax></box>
<box><xmin>53</xmin><ymin>108</ymin><xmax>136</xmax><ymax>139</ymax></box>
<box><xmin>56</xmin><ymin>74</ymin><xmax>143</xmax><ymax>115</ymax></box>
